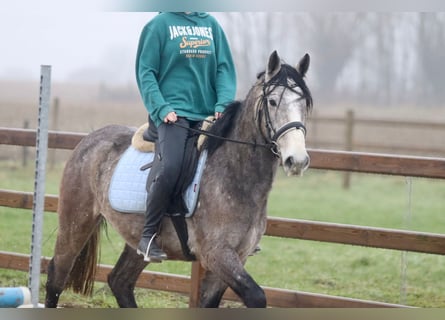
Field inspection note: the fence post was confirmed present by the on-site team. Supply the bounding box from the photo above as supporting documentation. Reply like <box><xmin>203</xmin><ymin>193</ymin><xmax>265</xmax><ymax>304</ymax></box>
<box><xmin>343</xmin><ymin>110</ymin><xmax>354</xmax><ymax>189</ymax></box>
<box><xmin>49</xmin><ymin>97</ymin><xmax>59</xmax><ymax>170</ymax></box>
<box><xmin>22</xmin><ymin>120</ymin><xmax>29</xmax><ymax>167</ymax></box>
<box><xmin>189</xmin><ymin>261</ymin><xmax>205</xmax><ymax>307</ymax></box>
<box><xmin>28</xmin><ymin>65</ymin><xmax>51</xmax><ymax>308</ymax></box>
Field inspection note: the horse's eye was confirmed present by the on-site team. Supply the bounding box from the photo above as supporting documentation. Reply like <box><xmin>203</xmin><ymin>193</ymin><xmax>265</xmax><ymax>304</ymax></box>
<box><xmin>268</xmin><ymin>99</ymin><xmax>278</xmax><ymax>107</ymax></box>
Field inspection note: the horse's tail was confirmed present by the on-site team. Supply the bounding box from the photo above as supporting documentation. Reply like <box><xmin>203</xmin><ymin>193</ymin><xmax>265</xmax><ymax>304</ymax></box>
<box><xmin>65</xmin><ymin>218</ymin><xmax>104</xmax><ymax>296</ymax></box>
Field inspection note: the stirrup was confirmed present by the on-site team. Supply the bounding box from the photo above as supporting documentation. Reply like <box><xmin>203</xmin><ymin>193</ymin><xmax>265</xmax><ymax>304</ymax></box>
<box><xmin>137</xmin><ymin>233</ymin><xmax>166</xmax><ymax>263</ymax></box>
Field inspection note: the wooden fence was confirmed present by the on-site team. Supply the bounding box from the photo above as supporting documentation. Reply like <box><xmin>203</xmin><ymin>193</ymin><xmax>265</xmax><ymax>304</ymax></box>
<box><xmin>1</xmin><ymin>127</ymin><xmax>445</xmax><ymax>308</ymax></box>
<box><xmin>308</xmin><ymin>110</ymin><xmax>445</xmax><ymax>157</ymax></box>
<box><xmin>3</xmin><ymin>108</ymin><xmax>445</xmax><ymax>166</ymax></box>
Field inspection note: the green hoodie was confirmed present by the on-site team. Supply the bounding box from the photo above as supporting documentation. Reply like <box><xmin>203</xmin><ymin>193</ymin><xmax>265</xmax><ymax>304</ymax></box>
<box><xmin>136</xmin><ymin>12</ymin><xmax>237</xmax><ymax>127</ymax></box>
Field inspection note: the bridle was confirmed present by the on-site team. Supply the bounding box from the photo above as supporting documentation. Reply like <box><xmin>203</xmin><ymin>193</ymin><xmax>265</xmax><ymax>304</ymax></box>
<box><xmin>171</xmin><ymin>73</ymin><xmax>308</xmax><ymax>157</ymax></box>
<box><xmin>256</xmin><ymin>77</ymin><xmax>307</xmax><ymax>155</ymax></box>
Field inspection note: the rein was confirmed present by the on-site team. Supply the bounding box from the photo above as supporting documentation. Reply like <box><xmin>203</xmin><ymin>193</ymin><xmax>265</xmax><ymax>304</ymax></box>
<box><xmin>170</xmin><ymin>120</ymin><xmax>275</xmax><ymax>151</ymax></box>
<box><xmin>170</xmin><ymin>77</ymin><xmax>307</xmax><ymax>156</ymax></box>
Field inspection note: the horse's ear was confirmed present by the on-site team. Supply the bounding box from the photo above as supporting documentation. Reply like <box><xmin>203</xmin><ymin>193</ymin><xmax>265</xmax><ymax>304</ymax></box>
<box><xmin>266</xmin><ymin>50</ymin><xmax>281</xmax><ymax>82</ymax></box>
<box><xmin>296</xmin><ymin>53</ymin><xmax>310</xmax><ymax>77</ymax></box>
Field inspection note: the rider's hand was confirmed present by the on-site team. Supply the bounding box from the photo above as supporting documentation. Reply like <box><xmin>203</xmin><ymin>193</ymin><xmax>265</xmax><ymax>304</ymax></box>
<box><xmin>215</xmin><ymin>112</ymin><xmax>222</xmax><ymax>120</ymax></box>
<box><xmin>164</xmin><ymin>112</ymin><xmax>178</xmax><ymax>123</ymax></box>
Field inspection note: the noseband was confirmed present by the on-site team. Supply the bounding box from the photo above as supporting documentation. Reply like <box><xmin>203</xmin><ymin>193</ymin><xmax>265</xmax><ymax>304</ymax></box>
<box><xmin>271</xmin><ymin>121</ymin><xmax>306</xmax><ymax>141</ymax></box>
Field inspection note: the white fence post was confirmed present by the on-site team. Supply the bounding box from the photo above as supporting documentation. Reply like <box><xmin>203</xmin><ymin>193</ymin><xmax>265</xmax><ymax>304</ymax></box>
<box><xmin>28</xmin><ymin>65</ymin><xmax>51</xmax><ymax>308</ymax></box>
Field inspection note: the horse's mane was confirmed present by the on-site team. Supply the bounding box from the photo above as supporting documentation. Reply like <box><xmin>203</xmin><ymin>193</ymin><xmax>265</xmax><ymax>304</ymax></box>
<box><xmin>204</xmin><ymin>100</ymin><xmax>242</xmax><ymax>156</ymax></box>
<box><xmin>257</xmin><ymin>63</ymin><xmax>313</xmax><ymax>112</ymax></box>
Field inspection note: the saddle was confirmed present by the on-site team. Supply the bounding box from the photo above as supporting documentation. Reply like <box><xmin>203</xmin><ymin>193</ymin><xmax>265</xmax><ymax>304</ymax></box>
<box><xmin>109</xmin><ymin>118</ymin><xmax>214</xmax><ymax>260</ymax></box>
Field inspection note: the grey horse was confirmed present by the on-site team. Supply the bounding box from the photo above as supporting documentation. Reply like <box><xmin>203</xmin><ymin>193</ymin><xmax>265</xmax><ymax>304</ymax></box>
<box><xmin>44</xmin><ymin>51</ymin><xmax>313</xmax><ymax>308</ymax></box>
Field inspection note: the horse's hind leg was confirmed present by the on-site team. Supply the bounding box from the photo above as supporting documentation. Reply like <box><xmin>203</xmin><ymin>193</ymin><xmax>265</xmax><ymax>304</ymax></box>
<box><xmin>204</xmin><ymin>248</ymin><xmax>266</xmax><ymax>308</ymax></box>
<box><xmin>108</xmin><ymin>244</ymin><xmax>148</xmax><ymax>307</ymax></box>
<box><xmin>45</xmin><ymin>258</ymin><xmax>63</xmax><ymax>308</ymax></box>
<box><xmin>45</xmin><ymin>191</ymin><xmax>102</xmax><ymax>307</ymax></box>
<box><xmin>45</xmin><ymin>221</ymin><xmax>101</xmax><ymax>307</ymax></box>
<box><xmin>45</xmin><ymin>215</ymin><xmax>102</xmax><ymax>307</ymax></box>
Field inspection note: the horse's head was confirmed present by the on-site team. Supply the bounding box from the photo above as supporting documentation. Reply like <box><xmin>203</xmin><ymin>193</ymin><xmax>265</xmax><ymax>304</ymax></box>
<box><xmin>260</xmin><ymin>51</ymin><xmax>313</xmax><ymax>176</ymax></box>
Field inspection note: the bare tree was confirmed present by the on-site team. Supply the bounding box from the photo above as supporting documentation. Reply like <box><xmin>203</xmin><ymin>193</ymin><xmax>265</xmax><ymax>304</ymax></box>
<box><xmin>417</xmin><ymin>13</ymin><xmax>445</xmax><ymax>106</ymax></box>
<box><xmin>217</xmin><ymin>12</ymin><xmax>445</xmax><ymax>109</ymax></box>
<box><xmin>216</xmin><ymin>12</ymin><xmax>310</xmax><ymax>97</ymax></box>
<box><xmin>302</xmin><ymin>13</ymin><xmax>368</xmax><ymax>104</ymax></box>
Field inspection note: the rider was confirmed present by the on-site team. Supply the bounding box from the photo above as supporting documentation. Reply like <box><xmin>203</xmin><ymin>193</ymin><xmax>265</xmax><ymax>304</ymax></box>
<box><xmin>135</xmin><ymin>12</ymin><xmax>237</xmax><ymax>262</ymax></box>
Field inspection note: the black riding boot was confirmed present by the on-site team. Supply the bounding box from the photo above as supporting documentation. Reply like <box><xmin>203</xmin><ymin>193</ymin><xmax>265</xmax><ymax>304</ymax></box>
<box><xmin>137</xmin><ymin>208</ymin><xmax>167</xmax><ymax>262</ymax></box>
<box><xmin>137</xmin><ymin>156</ymin><xmax>169</xmax><ymax>263</ymax></box>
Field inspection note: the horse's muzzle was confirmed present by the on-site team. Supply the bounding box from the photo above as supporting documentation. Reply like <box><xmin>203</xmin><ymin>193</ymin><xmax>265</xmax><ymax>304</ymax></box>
<box><xmin>283</xmin><ymin>153</ymin><xmax>310</xmax><ymax>176</ymax></box>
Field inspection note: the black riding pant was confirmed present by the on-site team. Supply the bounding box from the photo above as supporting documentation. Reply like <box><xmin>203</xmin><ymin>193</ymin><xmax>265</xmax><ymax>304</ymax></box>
<box><xmin>142</xmin><ymin>117</ymin><xmax>198</xmax><ymax>237</ymax></box>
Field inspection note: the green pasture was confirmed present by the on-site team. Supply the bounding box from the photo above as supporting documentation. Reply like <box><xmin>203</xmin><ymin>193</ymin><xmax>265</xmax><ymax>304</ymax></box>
<box><xmin>0</xmin><ymin>160</ymin><xmax>444</xmax><ymax>307</ymax></box>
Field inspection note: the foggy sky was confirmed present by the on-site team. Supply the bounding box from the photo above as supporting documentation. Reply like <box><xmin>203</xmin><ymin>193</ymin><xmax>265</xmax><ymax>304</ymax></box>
<box><xmin>0</xmin><ymin>9</ymin><xmax>156</xmax><ymax>83</ymax></box>
<box><xmin>2</xmin><ymin>2</ymin><xmax>444</xmax><ymax>92</ymax></box>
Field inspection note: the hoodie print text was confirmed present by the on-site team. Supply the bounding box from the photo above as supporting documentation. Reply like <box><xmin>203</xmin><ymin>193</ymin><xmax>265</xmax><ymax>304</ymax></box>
<box><xmin>169</xmin><ymin>25</ymin><xmax>214</xmax><ymax>59</ymax></box>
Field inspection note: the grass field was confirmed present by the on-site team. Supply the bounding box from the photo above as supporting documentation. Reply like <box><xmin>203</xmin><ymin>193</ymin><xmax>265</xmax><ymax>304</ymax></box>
<box><xmin>0</xmin><ymin>159</ymin><xmax>444</xmax><ymax>308</ymax></box>
<box><xmin>0</xmin><ymin>80</ymin><xmax>444</xmax><ymax>307</ymax></box>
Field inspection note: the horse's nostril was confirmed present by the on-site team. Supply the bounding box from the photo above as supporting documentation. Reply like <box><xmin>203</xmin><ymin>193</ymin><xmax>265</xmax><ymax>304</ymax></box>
<box><xmin>284</xmin><ymin>156</ymin><xmax>294</xmax><ymax>168</ymax></box>
<box><xmin>284</xmin><ymin>155</ymin><xmax>310</xmax><ymax>170</ymax></box>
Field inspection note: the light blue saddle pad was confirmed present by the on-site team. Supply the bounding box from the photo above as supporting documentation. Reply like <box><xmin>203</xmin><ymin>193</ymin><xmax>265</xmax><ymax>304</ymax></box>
<box><xmin>109</xmin><ymin>146</ymin><xmax>207</xmax><ymax>218</ymax></box>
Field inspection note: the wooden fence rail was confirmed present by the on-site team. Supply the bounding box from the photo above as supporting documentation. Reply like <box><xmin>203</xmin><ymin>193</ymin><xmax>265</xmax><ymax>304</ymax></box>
<box><xmin>309</xmin><ymin>149</ymin><xmax>445</xmax><ymax>179</ymax></box>
<box><xmin>0</xmin><ymin>251</ymin><xmax>406</xmax><ymax>308</ymax></box>
<box><xmin>2</xmin><ymin>127</ymin><xmax>445</xmax><ymax>179</ymax></box>
<box><xmin>1</xmin><ymin>189</ymin><xmax>445</xmax><ymax>256</ymax></box>
<box><xmin>0</xmin><ymin>127</ymin><xmax>83</xmax><ymax>150</ymax></box>
<box><xmin>308</xmin><ymin>111</ymin><xmax>445</xmax><ymax>156</ymax></box>
<box><xmin>1</xmin><ymin>127</ymin><xmax>445</xmax><ymax>307</ymax></box>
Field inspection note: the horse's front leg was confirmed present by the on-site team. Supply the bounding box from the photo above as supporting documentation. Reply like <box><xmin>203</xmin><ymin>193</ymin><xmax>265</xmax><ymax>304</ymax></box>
<box><xmin>197</xmin><ymin>269</ymin><xmax>229</xmax><ymax>307</ymax></box>
<box><xmin>202</xmin><ymin>247</ymin><xmax>266</xmax><ymax>308</ymax></box>
<box><xmin>107</xmin><ymin>244</ymin><xmax>148</xmax><ymax>307</ymax></box>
